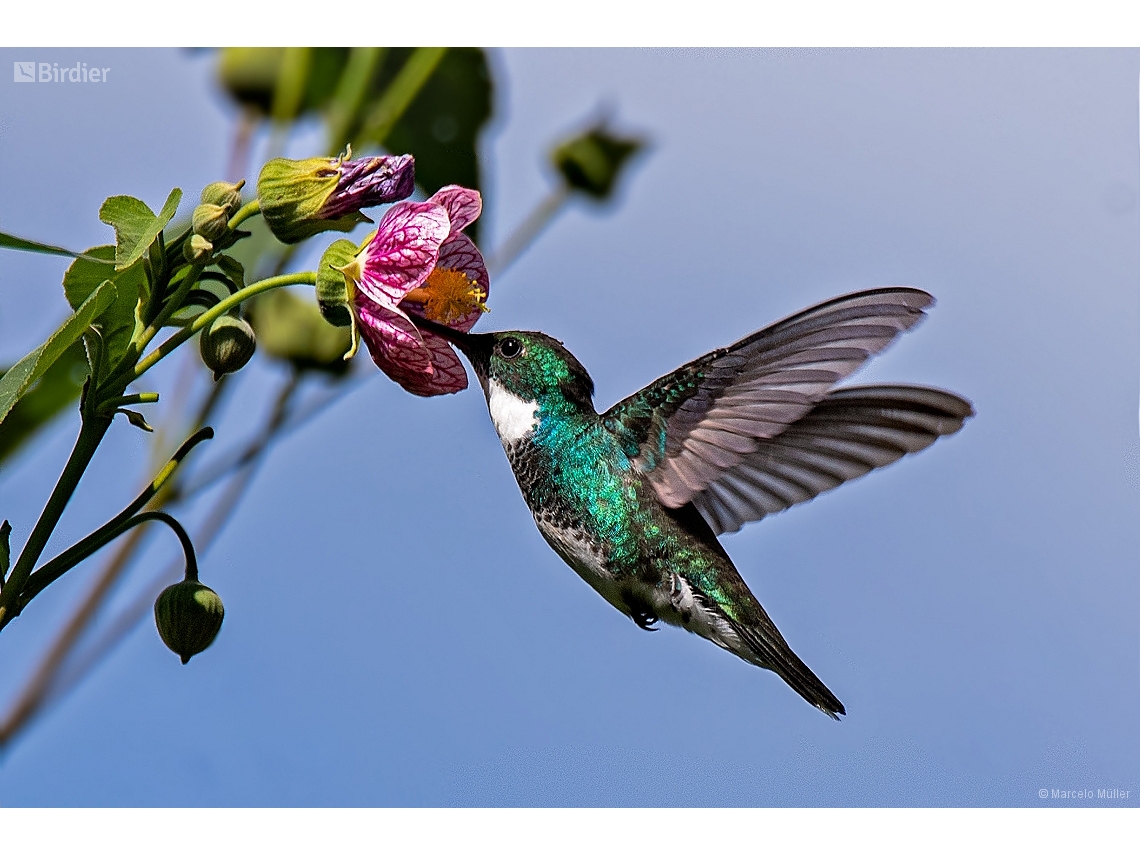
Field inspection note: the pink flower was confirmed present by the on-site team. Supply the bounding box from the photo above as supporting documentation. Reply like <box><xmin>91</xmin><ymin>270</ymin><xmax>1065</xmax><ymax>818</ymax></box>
<box><xmin>338</xmin><ymin>186</ymin><xmax>489</xmax><ymax>396</ymax></box>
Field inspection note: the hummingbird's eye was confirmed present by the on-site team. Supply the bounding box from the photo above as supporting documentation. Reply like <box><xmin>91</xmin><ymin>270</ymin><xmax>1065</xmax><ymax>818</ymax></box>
<box><xmin>498</xmin><ymin>337</ymin><xmax>522</xmax><ymax>359</ymax></box>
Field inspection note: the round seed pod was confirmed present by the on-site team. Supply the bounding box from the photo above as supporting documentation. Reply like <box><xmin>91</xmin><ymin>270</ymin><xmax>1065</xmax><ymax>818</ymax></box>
<box><xmin>154</xmin><ymin>580</ymin><xmax>224</xmax><ymax>664</ymax></box>
<box><xmin>199</xmin><ymin>314</ymin><xmax>256</xmax><ymax>381</ymax></box>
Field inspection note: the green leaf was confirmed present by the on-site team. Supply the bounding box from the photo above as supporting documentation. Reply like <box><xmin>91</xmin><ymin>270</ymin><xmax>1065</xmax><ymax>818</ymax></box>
<box><xmin>0</xmin><ymin>339</ymin><xmax>88</xmax><ymax>467</ymax></box>
<box><xmin>0</xmin><ymin>230</ymin><xmax>114</xmax><ymax>262</ymax></box>
<box><xmin>117</xmin><ymin>408</ymin><xmax>154</xmax><ymax>432</ymax></box>
<box><xmin>62</xmin><ymin>246</ymin><xmax>145</xmax><ymax>370</ymax></box>
<box><xmin>552</xmin><ymin>123</ymin><xmax>646</xmax><ymax>201</ymax></box>
<box><xmin>99</xmin><ymin>188</ymin><xmax>182</xmax><ymax>271</ymax></box>
<box><xmin>0</xmin><ymin>281</ymin><xmax>115</xmax><ymax>427</ymax></box>
<box><xmin>213</xmin><ymin>254</ymin><xmax>246</xmax><ymax>289</ymax></box>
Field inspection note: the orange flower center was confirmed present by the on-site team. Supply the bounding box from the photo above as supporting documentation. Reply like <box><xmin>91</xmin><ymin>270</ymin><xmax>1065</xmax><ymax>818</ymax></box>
<box><xmin>405</xmin><ymin>268</ymin><xmax>488</xmax><ymax>325</ymax></box>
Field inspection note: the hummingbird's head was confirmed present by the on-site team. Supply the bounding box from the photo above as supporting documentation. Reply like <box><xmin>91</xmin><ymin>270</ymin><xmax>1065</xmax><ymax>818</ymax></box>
<box><xmin>413</xmin><ymin>319</ymin><xmax>595</xmax><ymax>414</ymax></box>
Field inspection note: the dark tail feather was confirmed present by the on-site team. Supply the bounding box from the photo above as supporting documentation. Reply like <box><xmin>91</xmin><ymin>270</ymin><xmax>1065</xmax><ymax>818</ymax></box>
<box><xmin>731</xmin><ymin>619</ymin><xmax>846</xmax><ymax>720</ymax></box>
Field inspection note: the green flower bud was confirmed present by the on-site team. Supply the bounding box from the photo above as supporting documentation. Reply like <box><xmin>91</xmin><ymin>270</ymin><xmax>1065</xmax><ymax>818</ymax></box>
<box><xmin>200</xmin><ymin>180</ymin><xmax>244</xmax><ymax>216</ymax></box>
<box><xmin>192</xmin><ymin>203</ymin><xmax>231</xmax><ymax>242</ymax></box>
<box><xmin>199</xmin><ymin>314</ymin><xmax>256</xmax><ymax>381</ymax></box>
<box><xmin>315</xmin><ymin>239</ymin><xmax>359</xmax><ymax>328</ymax></box>
<box><xmin>154</xmin><ymin>580</ymin><xmax>224</xmax><ymax>664</ymax></box>
<box><xmin>552</xmin><ymin>123</ymin><xmax>645</xmax><ymax>200</ymax></box>
<box><xmin>184</xmin><ymin>234</ymin><xmax>214</xmax><ymax>264</ymax></box>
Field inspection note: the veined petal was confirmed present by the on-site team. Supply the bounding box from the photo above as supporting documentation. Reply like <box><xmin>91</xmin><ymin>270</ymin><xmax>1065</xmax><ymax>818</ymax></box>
<box><xmin>355</xmin><ymin>297</ymin><xmax>434</xmax><ymax>378</ymax></box>
<box><xmin>321</xmin><ymin>154</ymin><xmax>415</xmax><ymax>219</ymax></box>
<box><xmin>356</xmin><ymin>201</ymin><xmax>450</xmax><ymax>305</ymax></box>
<box><xmin>427</xmin><ymin>186</ymin><xmax>482</xmax><ymax>233</ymax></box>
<box><xmin>394</xmin><ymin>333</ymin><xmax>469</xmax><ymax>397</ymax></box>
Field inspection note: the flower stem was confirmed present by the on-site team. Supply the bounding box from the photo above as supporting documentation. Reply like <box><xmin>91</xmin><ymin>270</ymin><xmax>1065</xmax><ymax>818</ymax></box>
<box><xmin>4</xmin><ymin>428</ymin><xmax>213</xmax><ymax>620</ymax></box>
<box><xmin>228</xmin><ymin>200</ymin><xmax>261</xmax><ymax>231</ymax></box>
<box><xmin>485</xmin><ymin>185</ymin><xmax>570</xmax><ymax>277</ymax></box>
<box><xmin>22</xmin><ymin>513</ymin><xmax>198</xmax><ymax>610</ymax></box>
<box><xmin>99</xmin><ymin>393</ymin><xmax>160</xmax><ymax>412</ymax></box>
<box><xmin>132</xmin><ymin>270</ymin><xmax>316</xmax><ymax>381</ymax></box>
<box><xmin>0</xmin><ymin>415</ymin><xmax>111</xmax><ymax>628</ymax></box>
<box><xmin>117</xmin><ymin>263</ymin><xmax>205</xmax><ymax>382</ymax></box>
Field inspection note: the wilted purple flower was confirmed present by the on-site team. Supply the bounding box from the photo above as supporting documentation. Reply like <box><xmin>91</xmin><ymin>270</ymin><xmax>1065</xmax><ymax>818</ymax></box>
<box><xmin>257</xmin><ymin>150</ymin><xmax>416</xmax><ymax>244</ymax></box>
<box><xmin>319</xmin><ymin>153</ymin><xmax>416</xmax><ymax>219</ymax></box>
<box><xmin>336</xmin><ymin>186</ymin><xmax>489</xmax><ymax>396</ymax></box>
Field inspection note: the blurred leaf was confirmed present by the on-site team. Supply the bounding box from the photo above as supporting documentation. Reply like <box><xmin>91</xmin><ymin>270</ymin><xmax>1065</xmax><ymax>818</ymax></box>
<box><xmin>0</xmin><ymin>340</ymin><xmax>87</xmax><ymax>467</ymax></box>
<box><xmin>553</xmin><ymin>123</ymin><xmax>645</xmax><ymax>201</ymax></box>
<box><xmin>62</xmin><ymin>246</ymin><xmax>145</xmax><ymax>370</ymax></box>
<box><xmin>0</xmin><ymin>231</ymin><xmax>113</xmax><ymax>262</ymax></box>
<box><xmin>217</xmin><ymin>48</ymin><xmax>349</xmax><ymax>118</ymax></box>
<box><xmin>325</xmin><ymin>47</ymin><xmax>387</xmax><ymax>152</ymax></box>
<box><xmin>355</xmin><ymin>48</ymin><xmax>447</xmax><ymax>150</ymax></box>
<box><xmin>373</xmin><ymin>48</ymin><xmax>493</xmax><ymax>241</ymax></box>
<box><xmin>248</xmin><ymin>289</ymin><xmax>351</xmax><ymax>376</ymax></box>
<box><xmin>0</xmin><ymin>281</ymin><xmax>114</xmax><ymax>427</ymax></box>
<box><xmin>98</xmin><ymin>189</ymin><xmax>182</xmax><ymax>271</ymax></box>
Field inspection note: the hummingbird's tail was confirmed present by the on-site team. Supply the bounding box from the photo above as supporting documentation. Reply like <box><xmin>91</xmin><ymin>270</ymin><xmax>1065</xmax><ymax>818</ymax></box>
<box><xmin>728</xmin><ymin>616</ymin><xmax>846</xmax><ymax>720</ymax></box>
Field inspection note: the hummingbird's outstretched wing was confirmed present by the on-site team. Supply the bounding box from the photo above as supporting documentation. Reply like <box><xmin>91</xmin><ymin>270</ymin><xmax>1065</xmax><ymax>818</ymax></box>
<box><xmin>602</xmin><ymin>288</ymin><xmax>935</xmax><ymax>509</ymax></box>
<box><xmin>692</xmin><ymin>384</ymin><xmax>973</xmax><ymax>534</ymax></box>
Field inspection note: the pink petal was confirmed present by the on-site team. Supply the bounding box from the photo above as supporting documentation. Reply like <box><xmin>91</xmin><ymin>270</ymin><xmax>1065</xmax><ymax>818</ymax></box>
<box><xmin>393</xmin><ymin>333</ymin><xmax>469</xmax><ymax>397</ymax></box>
<box><xmin>357</xmin><ymin>200</ymin><xmax>450</xmax><ymax>305</ymax></box>
<box><xmin>427</xmin><ymin>186</ymin><xmax>481</xmax><ymax>233</ymax></box>
<box><xmin>434</xmin><ymin>232</ymin><xmax>491</xmax><ymax>333</ymax></box>
<box><xmin>355</xmin><ymin>297</ymin><xmax>434</xmax><ymax>378</ymax></box>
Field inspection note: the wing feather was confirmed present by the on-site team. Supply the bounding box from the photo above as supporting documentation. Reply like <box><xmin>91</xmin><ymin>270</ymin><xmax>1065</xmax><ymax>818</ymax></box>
<box><xmin>602</xmin><ymin>288</ymin><xmax>937</xmax><ymax>507</ymax></box>
<box><xmin>692</xmin><ymin>384</ymin><xmax>974</xmax><ymax>534</ymax></box>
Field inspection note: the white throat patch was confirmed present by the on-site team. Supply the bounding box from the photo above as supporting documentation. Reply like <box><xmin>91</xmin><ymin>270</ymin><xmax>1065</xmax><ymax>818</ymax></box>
<box><xmin>487</xmin><ymin>378</ymin><xmax>539</xmax><ymax>443</ymax></box>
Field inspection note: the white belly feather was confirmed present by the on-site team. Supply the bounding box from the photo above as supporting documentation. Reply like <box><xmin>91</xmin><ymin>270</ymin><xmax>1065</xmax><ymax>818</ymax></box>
<box><xmin>487</xmin><ymin>378</ymin><xmax>538</xmax><ymax>443</ymax></box>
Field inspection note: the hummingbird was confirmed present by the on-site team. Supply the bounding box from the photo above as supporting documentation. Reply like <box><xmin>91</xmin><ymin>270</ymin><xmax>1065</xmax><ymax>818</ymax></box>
<box><xmin>415</xmin><ymin>288</ymin><xmax>972</xmax><ymax>718</ymax></box>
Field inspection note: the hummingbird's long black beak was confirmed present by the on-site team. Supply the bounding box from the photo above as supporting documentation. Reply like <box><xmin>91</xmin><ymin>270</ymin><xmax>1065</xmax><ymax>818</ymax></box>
<box><xmin>410</xmin><ymin>314</ymin><xmax>493</xmax><ymax>379</ymax></box>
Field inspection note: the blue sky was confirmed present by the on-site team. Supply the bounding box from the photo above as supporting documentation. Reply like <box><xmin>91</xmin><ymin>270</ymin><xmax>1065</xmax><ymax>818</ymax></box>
<box><xmin>0</xmin><ymin>48</ymin><xmax>1137</xmax><ymax>806</ymax></box>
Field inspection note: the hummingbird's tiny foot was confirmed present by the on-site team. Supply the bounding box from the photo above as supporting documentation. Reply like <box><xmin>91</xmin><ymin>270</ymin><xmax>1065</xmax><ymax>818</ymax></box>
<box><xmin>631</xmin><ymin>611</ymin><xmax>659</xmax><ymax>631</ymax></box>
<box><xmin>622</xmin><ymin>590</ymin><xmax>659</xmax><ymax>631</ymax></box>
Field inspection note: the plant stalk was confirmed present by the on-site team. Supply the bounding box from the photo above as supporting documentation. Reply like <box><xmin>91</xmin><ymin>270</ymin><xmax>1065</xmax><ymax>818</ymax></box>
<box><xmin>132</xmin><ymin>271</ymin><xmax>316</xmax><ymax>380</ymax></box>
<box><xmin>0</xmin><ymin>415</ymin><xmax>111</xmax><ymax>628</ymax></box>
